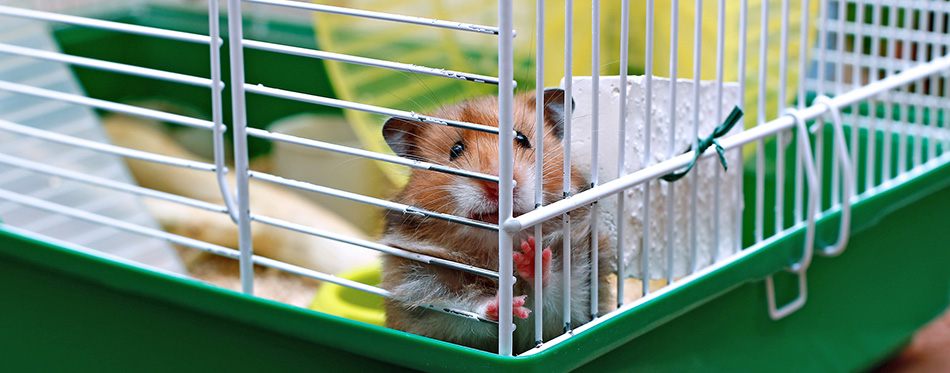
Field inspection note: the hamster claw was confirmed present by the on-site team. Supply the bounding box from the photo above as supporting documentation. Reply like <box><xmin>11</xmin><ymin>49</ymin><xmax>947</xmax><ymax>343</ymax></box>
<box><xmin>485</xmin><ymin>295</ymin><xmax>531</xmax><ymax>321</ymax></box>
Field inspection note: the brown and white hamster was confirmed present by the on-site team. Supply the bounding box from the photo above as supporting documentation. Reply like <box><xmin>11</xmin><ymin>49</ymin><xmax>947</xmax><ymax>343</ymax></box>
<box><xmin>379</xmin><ymin>88</ymin><xmax>615</xmax><ymax>354</ymax></box>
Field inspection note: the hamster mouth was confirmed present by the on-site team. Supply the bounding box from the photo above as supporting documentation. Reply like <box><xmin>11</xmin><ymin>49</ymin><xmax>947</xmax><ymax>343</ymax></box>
<box><xmin>470</xmin><ymin>209</ymin><xmax>526</xmax><ymax>224</ymax></box>
<box><xmin>471</xmin><ymin>212</ymin><xmax>500</xmax><ymax>224</ymax></box>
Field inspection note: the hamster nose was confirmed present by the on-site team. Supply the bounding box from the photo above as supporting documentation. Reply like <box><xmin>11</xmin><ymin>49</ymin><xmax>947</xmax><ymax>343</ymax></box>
<box><xmin>479</xmin><ymin>179</ymin><xmax>499</xmax><ymax>201</ymax></box>
<box><xmin>478</xmin><ymin>179</ymin><xmax>520</xmax><ymax>203</ymax></box>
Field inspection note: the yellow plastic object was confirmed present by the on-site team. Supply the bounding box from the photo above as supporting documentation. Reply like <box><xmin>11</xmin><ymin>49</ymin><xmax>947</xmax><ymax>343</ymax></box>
<box><xmin>310</xmin><ymin>262</ymin><xmax>386</xmax><ymax>327</ymax></box>
<box><xmin>314</xmin><ymin>1</ymin><xmax>817</xmax><ymax>184</ymax></box>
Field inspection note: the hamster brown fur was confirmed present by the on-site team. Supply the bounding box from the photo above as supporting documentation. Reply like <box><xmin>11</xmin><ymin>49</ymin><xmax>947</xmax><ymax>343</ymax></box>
<box><xmin>379</xmin><ymin>89</ymin><xmax>616</xmax><ymax>354</ymax></box>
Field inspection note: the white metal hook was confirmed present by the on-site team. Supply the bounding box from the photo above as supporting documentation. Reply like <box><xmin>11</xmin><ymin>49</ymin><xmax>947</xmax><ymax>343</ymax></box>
<box><xmin>813</xmin><ymin>95</ymin><xmax>855</xmax><ymax>257</ymax></box>
<box><xmin>765</xmin><ymin>269</ymin><xmax>807</xmax><ymax>320</ymax></box>
<box><xmin>765</xmin><ymin>108</ymin><xmax>821</xmax><ymax>320</ymax></box>
<box><xmin>782</xmin><ymin>108</ymin><xmax>820</xmax><ymax>273</ymax></box>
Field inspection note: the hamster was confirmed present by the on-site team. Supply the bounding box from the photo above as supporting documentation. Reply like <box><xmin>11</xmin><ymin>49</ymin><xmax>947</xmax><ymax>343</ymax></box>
<box><xmin>379</xmin><ymin>88</ymin><xmax>616</xmax><ymax>354</ymax></box>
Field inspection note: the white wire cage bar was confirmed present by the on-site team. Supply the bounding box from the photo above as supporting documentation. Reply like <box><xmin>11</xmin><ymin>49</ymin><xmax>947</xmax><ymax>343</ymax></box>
<box><xmin>0</xmin><ymin>0</ymin><xmax>510</xmax><ymax>315</ymax></box>
<box><xmin>0</xmin><ymin>0</ymin><xmax>947</xmax><ymax>364</ymax></box>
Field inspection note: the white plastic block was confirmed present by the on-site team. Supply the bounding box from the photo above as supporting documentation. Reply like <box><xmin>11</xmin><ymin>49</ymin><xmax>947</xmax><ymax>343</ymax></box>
<box><xmin>567</xmin><ymin>76</ymin><xmax>743</xmax><ymax>280</ymax></box>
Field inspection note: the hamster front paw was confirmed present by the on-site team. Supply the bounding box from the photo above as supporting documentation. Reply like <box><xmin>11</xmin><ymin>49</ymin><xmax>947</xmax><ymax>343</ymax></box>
<box><xmin>514</xmin><ymin>236</ymin><xmax>551</xmax><ymax>287</ymax></box>
<box><xmin>484</xmin><ymin>294</ymin><xmax>531</xmax><ymax>321</ymax></box>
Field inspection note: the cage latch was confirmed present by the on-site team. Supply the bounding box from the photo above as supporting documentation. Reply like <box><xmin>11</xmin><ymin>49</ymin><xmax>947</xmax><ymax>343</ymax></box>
<box><xmin>766</xmin><ymin>108</ymin><xmax>821</xmax><ymax>321</ymax></box>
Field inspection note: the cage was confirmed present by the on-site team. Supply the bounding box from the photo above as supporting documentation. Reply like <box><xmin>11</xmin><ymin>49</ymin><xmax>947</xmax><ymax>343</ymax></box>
<box><xmin>0</xmin><ymin>0</ymin><xmax>949</xmax><ymax>371</ymax></box>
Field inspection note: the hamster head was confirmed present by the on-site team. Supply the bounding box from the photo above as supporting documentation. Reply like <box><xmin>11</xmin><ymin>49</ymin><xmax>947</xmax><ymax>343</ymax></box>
<box><xmin>382</xmin><ymin>88</ymin><xmax>586</xmax><ymax>231</ymax></box>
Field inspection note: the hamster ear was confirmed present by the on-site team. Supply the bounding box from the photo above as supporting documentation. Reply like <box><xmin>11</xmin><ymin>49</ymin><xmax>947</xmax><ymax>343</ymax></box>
<box><xmin>542</xmin><ymin>88</ymin><xmax>574</xmax><ymax>140</ymax></box>
<box><xmin>382</xmin><ymin>117</ymin><xmax>423</xmax><ymax>159</ymax></box>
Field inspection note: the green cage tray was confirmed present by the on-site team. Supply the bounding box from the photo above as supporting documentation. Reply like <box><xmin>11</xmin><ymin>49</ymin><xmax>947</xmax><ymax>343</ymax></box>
<box><xmin>1</xmin><ymin>5</ymin><xmax>948</xmax><ymax>372</ymax></box>
<box><xmin>3</xmin><ymin>150</ymin><xmax>949</xmax><ymax>371</ymax></box>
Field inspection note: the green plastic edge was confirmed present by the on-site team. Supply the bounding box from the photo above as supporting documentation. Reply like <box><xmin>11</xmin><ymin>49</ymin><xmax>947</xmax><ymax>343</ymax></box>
<box><xmin>0</xmin><ymin>228</ymin><xmax>497</xmax><ymax>371</ymax></box>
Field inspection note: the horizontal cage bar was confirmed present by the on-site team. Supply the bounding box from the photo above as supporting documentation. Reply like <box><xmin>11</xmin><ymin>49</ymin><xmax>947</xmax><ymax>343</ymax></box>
<box><xmin>0</xmin><ymin>80</ymin><xmax>216</xmax><ymax>130</ymax></box>
<box><xmin>245</xmin><ymin>127</ymin><xmax>500</xmax><ymax>183</ymax></box>
<box><xmin>0</xmin><ymin>152</ymin><xmax>227</xmax><ymax>214</ymax></box>
<box><xmin>242</xmin><ymin>40</ymin><xmax>500</xmax><ymax>85</ymax></box>
<box><xmin>250</xmin><ymin>214</ymin><xmax>500</xmax><ymax>279</ymax></box>
<box><xmin>0</xmin><ymin>5</ymin><xmax>212</xmax><ymax>44</ymax></box>
<box><xmin>242</xmin><ymin>0</ymin><xmax>502</xmax><ymax>35</ymax></box>
<box><xmin>248</xmin><ymin>170</ymin><xmax>499</xmax><ymax>231</ymax></box>
<box><xmin>0</xmin><ymin>43</ymin><xmax>215</xmax><ymax>88</ymax></box>
<box><xmin>0</xmin><ymin>118</ymin><xmax>217</xmax><ymax>172</ymax></box>
<box><xmin>243</xmin><ymin>83</ymin><xmax>502</xmax><ymax>134</ymax></box>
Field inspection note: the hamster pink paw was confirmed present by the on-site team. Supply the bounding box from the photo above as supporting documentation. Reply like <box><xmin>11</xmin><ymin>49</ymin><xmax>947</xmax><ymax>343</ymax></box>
<box><xmin>484</xmin><ymin>294</ymin><xmax>531</xmax><ymax>321</ymax></box>
<box><xmin>514</xmin><ymin>236</ymin><xmax>551</xmax><ymax>287</ymax></box>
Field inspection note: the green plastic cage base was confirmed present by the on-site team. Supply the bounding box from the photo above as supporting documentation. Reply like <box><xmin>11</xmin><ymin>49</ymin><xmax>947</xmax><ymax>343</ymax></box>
<box><xmin>2</xmin><ymin>4</ymin><xmax>948</xmax><ymax>371</ymax></box>
<box><xmin>2</xmin><ymin>152</ymin><xmax>950</xmax><ymax>371</ymax></box>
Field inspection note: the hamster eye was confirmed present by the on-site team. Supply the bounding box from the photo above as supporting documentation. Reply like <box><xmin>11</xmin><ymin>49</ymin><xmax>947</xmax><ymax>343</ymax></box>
<box><xmin>449</xmin><ymin>141</ymin><xmax>465</xmax><ymax>160</ymax></box>
<box><xmin>515</xmin><ymin>131</ymin><xmax>532</xmax><ymax>149</ymax></box>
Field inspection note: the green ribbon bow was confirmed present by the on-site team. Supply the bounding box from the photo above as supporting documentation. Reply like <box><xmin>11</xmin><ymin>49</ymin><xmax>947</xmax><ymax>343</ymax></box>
<box><xmin>660</xmin><ymin>106</ymin><xmax>744</xmax><ymax>182</ymax></box>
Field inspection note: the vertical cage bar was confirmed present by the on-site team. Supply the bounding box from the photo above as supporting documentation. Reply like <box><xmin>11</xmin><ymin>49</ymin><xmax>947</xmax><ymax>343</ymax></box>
<box><xmin>755</xmin><ymin>0</ymin><xmax>767</xmax><ymax>242</ymax></box>
<box><xmin>835</xmin><ymin>0</ymin><xmax>845</xmax><ymax>97</ymax></box>
<box><xmin>926</xmin><ymin>7</ymin><xmax>939</xmax><ymax>162</ymax></box>
<box><xmin>798</xmin><ymin>0</ymin><xmax>810</xmax><ymax>109</ymax></box>
<box><xmin>590</xmin><ymin>0</ymin><xmax>601</xmax><ymax>318</ymax></box>
<box><xmin>818</xmin><ymin>0</ymin><xmax>829</xmax><ymax>97</ymax></box>
<box><xmin>794</xmin><ymin>0</ymin><xmax>810</xmax><ymax>223</ymax></box>
<box><xmin>616</xmin><ymin>0</ymin><xmax>630</xmax><ymax>306</ymax></box>
<box><xmin>814</xmin><ymin>116</ymin><xmax>825</xmax><ymax>212</ymax></box>
<box><xmin>713</xmin><ymin>0</ymin><xmax>725</xmax><ymax>262</ymax></box>
<box><xmin>533</xmin><ymin>222</ymin><xmax>543</xmax><ymax>341</ymax></box>
<box><xmin>930</xmin><ymin>6</ymin><xmax>945</xmax><ymax>161</ymax></box>
<box><xmin>779</xmin><ymin>0</ymin><xmax>790</xmax><ymax>115</ymax></box>
<box><xmin>942</xmin><ymin>5</ymin><xmax>949</xmax><ymax>157</ymax></box>
<box><xmin>815</xmin><ymin>0</ymin><xmax>829</xmax><ymax>211</ymax></box>
<box><xmin>776</xmin><ymin>0</ymin><xmax>789</xmax><ymax>233</ymax></box>
<box><xmin>736</xmin><ymin>0</ymin><xmax>748</xmax><ymax>253</ymax></box>
<box><xmin>690</xmin><ymin>0</ymin><xmax>703</xmax><ymax>270</ymax></box>
<box><xmin>830</xmin><ymin>0</ymin><xmax>845</xmax><ymax>207</ymax></box>
<box><xmin>226</xmin><ymin>0</ymin><xmax>254</xmax><ymax>295</ymax></box>
<box><xmin>666</xmin><ymin>0</ymin><xmax>680</xmax><ymax>284</ymax></box>
<box><xmin>898</xmin><ymin>5</ymin><xmax>913</xmax><ymax>177</ymax></box>
<box><xmin>533</xmin><ymin>0</ymin><xmax>545</xmax><ymax>345</ymax></box>
<box><xmin>209</xmin><ymin>0</ymin><xmax>238</xmax><ymax>223</ymax></box>
<box><xmin>867</xmin><ymin>1</ymin><xmax>882</xmax><ymax>192</ymax></box>
<box><xmin>945</xmin><ymin>51</ymin><xmax>949</xmax><ymax>159</ymax></box>
<box><xmin>912</xmin><ymin>7</ymin><xmax>925</xmax><ymax>169</ymax></box>
<box><xmin>562</xmin><ymin>0</ymin><xmax>574</xmax><ymax>333</ymax></box>
<box><xmin>642</xmin><ymin>0</ymin><xmax>654</xmax><ymax>296</ymax></box>
<box><xmin>851</xmin><ymin>0</ymin><xmax>865</xmax><ymax>193</ymax></box>
<box><xmin>882</xmin><ymin>2</ymin><xmax>898</xmax><ymax>183</ymax></box>
<box><xmin>497</xmin><ymin>0</ymin><xmax>515</xmax><ymax>356</ymax></box>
